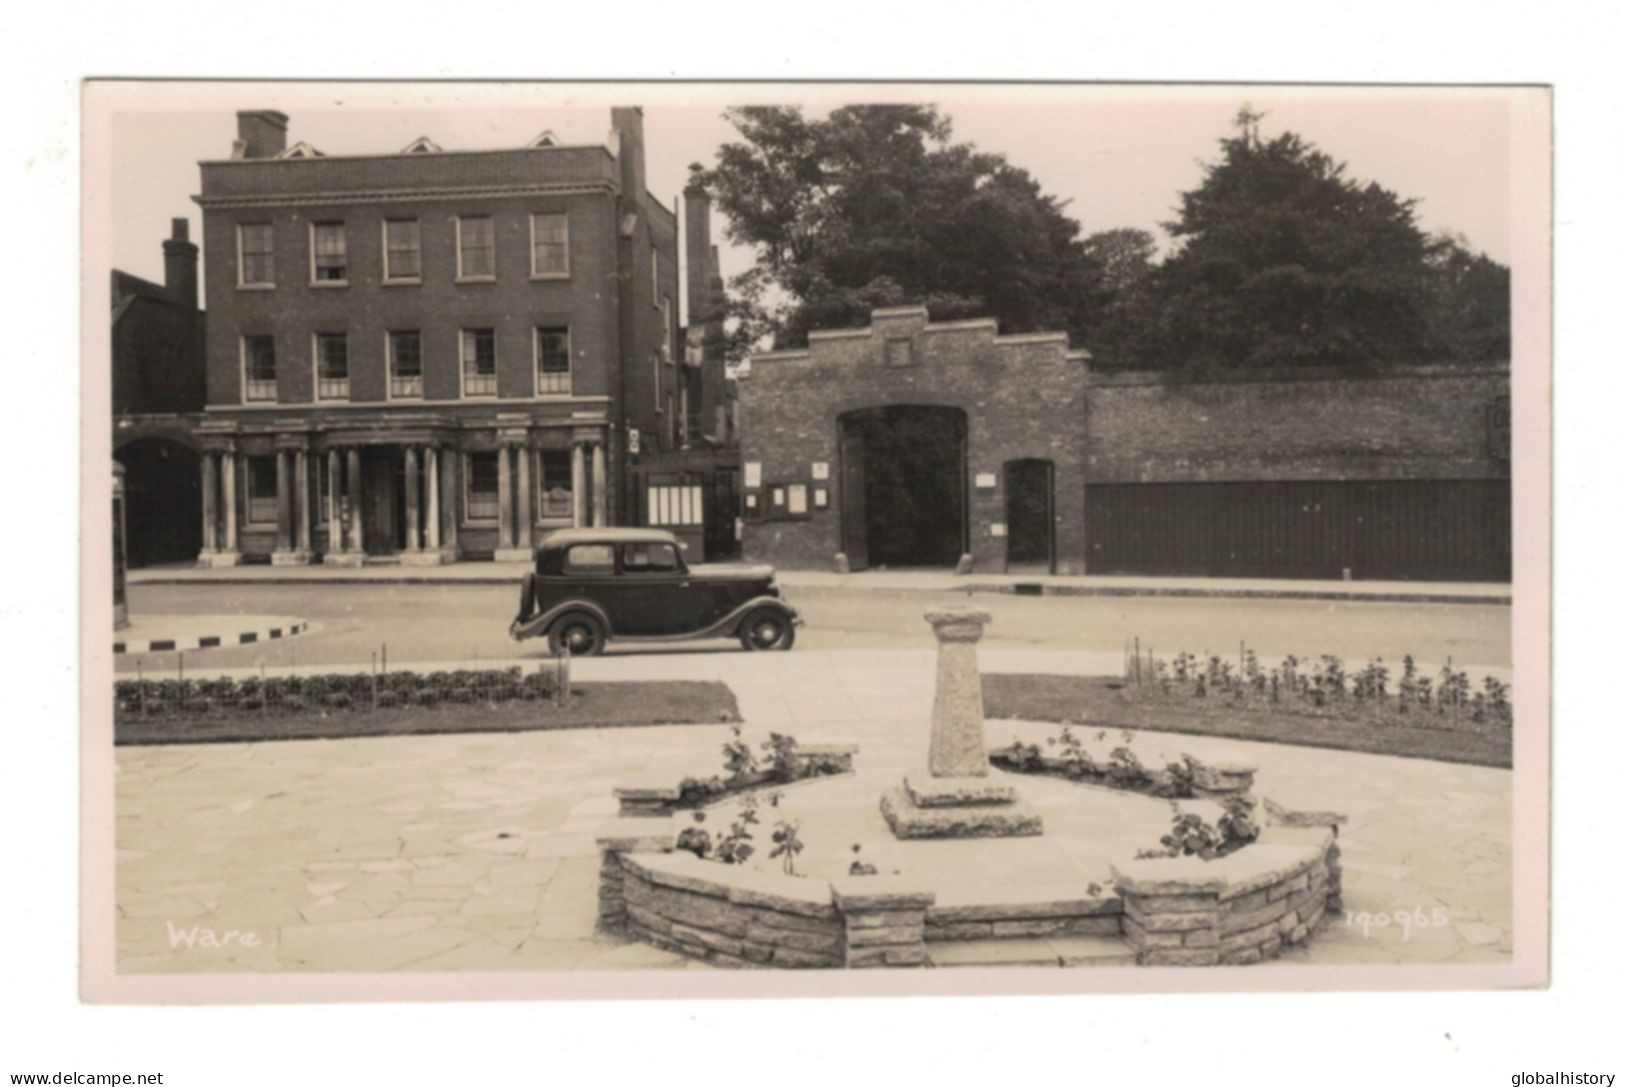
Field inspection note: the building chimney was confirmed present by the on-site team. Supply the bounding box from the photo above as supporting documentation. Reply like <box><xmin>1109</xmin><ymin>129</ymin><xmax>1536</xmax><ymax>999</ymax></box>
<box><xmin>610</xmin><ymin>106</ymin><xmax>646</xmax><ymax>201</ymax></box>
<box><xmin>236</xmin><ymin>110</ymin><xmax>289</xmax><ymax>160</ymax></box>
<box><xmin>162</xmin><ymin>217</ymin><xmax>198</xmax><ymax>309</ymax></box>
<box><xmin>683</xmin><ymin>166</ymin><xmax>719</xmax><ymax>326</ymax></box>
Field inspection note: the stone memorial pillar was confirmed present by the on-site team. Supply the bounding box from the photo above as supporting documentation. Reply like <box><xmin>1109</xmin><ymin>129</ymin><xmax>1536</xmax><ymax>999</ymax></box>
<box><xmin>880</xmin><ymin>606</ymin><xmax>1042</xmax><ymax>839</ymax></box>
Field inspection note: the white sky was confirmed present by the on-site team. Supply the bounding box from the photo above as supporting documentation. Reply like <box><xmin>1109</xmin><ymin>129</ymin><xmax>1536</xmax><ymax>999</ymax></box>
<box><xmin>105</xmin><ymin>82</ymin><xmax>1512</xmax><ymax>310</ymax></box>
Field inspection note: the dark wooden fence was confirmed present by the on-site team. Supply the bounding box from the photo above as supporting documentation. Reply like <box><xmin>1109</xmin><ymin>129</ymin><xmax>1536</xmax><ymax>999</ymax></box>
<box><xmin>1083</xmin><ymin>479</ymin><xmax>1511</xmax><ymax>582</ymax></box>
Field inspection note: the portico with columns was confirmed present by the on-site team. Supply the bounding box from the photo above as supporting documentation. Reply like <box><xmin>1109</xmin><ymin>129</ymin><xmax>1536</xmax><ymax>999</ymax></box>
<box><xmin>194</xmin><ymin>415</ymin><xmax>613</xmax><ymax>566</ymax></box>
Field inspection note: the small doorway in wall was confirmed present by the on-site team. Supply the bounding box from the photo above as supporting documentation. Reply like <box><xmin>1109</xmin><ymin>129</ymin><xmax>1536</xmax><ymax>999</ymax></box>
<box><xmin>1004</xmin><ymin>458</ymin><xmax>1055</xmax><ymax>574</ymax></box>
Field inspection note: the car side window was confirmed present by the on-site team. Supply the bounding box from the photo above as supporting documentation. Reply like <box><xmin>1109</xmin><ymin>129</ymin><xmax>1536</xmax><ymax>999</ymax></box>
<box><xmin>621</xmin><ymin>542</ymin><xmax>680</xmax><ymax>573</ymax></box>
<box><xmin>562</xmin><ymin>543</ymin><xmax>615</xmax><ymax>574</ymax></box>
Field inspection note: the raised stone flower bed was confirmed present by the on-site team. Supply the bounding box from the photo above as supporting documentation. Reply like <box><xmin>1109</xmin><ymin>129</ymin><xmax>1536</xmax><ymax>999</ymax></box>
<box><xmin>988</xmin><ymin>734</ymin><xmax>1259</xmax><ymax>801</ymax></box>
<box><xmin>595</xmin><ymin>607</ymin><xmax>1346</xmax><ymax>969</ymax></box>
<box><xmin>595</xmin><ymin>797</ymin><xmax>1343</xmax><ymax>969</ymax></box>
<box><xmin>613</xmin><ymin>742</ymin><xmax>859</xmax><ymax>816</ymax></box>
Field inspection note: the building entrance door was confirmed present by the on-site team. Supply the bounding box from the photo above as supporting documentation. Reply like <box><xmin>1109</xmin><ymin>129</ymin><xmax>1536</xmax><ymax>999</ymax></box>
<box><xmin>1004</xmin><ymin>458</ymin><xmax>1055</xmax><ymax>573</ymax></box>
<box><xmin>362</xmin><ymin>451</ymin><xmax>401</xmax><ymax>555</ymax></box>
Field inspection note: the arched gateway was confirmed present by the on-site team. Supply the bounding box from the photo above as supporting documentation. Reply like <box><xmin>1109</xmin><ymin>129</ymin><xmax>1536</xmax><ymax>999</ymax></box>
<box><xmin>738</xmin><ymin>307</ymin><xmax>1089</xmax><ymax>574</ymax></box>
<box><xmin>838</xmin><ymin>405</ymin><xmax>967</xmax><ymax>570</ymax></box>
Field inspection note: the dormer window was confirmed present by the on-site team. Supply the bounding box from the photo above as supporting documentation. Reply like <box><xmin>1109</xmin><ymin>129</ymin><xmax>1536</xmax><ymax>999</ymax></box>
<box><xmin>400</xmin><ymin>136</ymin><xmax>441</xmax><ymax>154</ymax></box>
<box><xmin>527</xmin><ymin>130</ymin><xmax>558</xmax><ymax>148</ymax></box>
<box><xmin>277</xmin><ymin>141</ymin><xmax>323</xmax><ymax>159</ymax></box>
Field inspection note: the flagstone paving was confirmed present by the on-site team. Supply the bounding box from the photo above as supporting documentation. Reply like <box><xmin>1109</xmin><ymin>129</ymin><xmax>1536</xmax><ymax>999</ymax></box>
<box><xmin>113</xmin><ymin>649</ymin><xmax>1513</xmax><ymax>972</ymax></box>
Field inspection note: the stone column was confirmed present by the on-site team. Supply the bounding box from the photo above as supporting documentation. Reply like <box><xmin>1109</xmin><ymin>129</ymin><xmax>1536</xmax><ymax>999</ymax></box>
<box><xmin>439</xmin><ymin>446</ymin><xmax>458</xmax><ymax>558</ymax></box>
<box><xmin>591</xmin><ymin>441</ymin><xmax>607</xmax><ymax>527</ymax></box>
<box><xmin>424</xmin><ymin>445</ymin><xmax>441</xmax><ymax>552</ymax></box>
<box><xmin>295</xmin><ymin>448</ymin><xmax>312</xmax><ymax>556</ymax></box>
<box><xmin>925</xmin><ymin>607</ymin><xmax>993</xmax><ymax>777</ymax></box>
<box><xmin>198</xmin><ymin>453</ymin><xmax>218</xmax><ymax>556</ymax></box>
<box><xmin>880</xmin><ymin>606</ymin><xmax>1042</xmax><ymax>839</ymax></box>
<box><xmin>347</xmin><ymin>447</ymin><xmax>364</xmax><ymax>555</ymax></box>
<box><xmin>221</xmin><ymin>449</ymin><xmax>238</xmax><ymax>555</ymax></box>
<box><xmin>570</xmin><ymin>442</ymin><xmax>586</xmax><ymax>528</ymax></box>
<box><xmin>496</xmin><ymin>443</ymin><xmax>513</xmax><ymax>550</ymax></box>
<box><xmin>273</xmin><ymin>449</ymin><xmax>292</xmax><ymax>554</ymax></box>
<box><xmin>326</xmin><ymin>450</ymin><xmax>341</xmax><ymax>552</ymax></box>
<box><xmin>515</xmin><ymin>442</ymin><xmax>532</xmax><ymax>549</ymax></box>
<box><xmin>403</xmin><ymin>445</ymin><xmax>421</xmax><ymax>552</ymax></box>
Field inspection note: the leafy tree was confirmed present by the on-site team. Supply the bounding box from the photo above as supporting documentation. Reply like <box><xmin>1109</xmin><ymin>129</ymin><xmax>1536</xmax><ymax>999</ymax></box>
<box><xmin>701</xmin><ymin>105</ymin><xmax>1102</xmax><ymax>354</ymax></box>
<box><xmin>1423</xmin><ymin>231</ymin><xmax>1511</xmax><ymax>362</ymax></box>
<box><xmin>1082</xmin><ymin>227</ymin><xmax>1157</xmax><ymax>297</ymax></box>
<box><xmin>1106</xmin><ymin>108</ymin><xmax>1456</xmax><ymax>373</ymax></box>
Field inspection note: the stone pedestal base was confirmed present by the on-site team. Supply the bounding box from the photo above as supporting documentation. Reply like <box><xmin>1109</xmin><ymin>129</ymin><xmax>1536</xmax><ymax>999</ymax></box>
<box><xmin>880</xmin><ymin>786</ymin><xmax>1042</xmax><ymax>839</ymax></box>
<box><xmin>493</xmin><ymin>548</ymin><xmax>532</xmax><ymax>562</ymax></box>
<box><xmin>271</xmin><ymin>549</ymin><xmax>313</xmax><ymax>566</ymax></box>
<box><xmin>322</xmin><ymin>551</ymin><xmax>365</xmax><ymax>568</ymax></box>
<box><xmin>196</xmin><ymin>551</ymin><xmax>241</xmax><ymax>568</ymax></box>
<box><xmin>903</xmin><ymin>774</ymin><xmax>1016</xmax><ymax>808</ymax></box>
<box><xmin>400</xmin><ymin>550</ymin><xmax>452</xmax><ymax>566</ymax></box>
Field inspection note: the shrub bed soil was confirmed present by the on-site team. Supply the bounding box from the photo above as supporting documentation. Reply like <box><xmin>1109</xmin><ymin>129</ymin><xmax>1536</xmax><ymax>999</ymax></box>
<box><xmin>115</xmin><ymin>680</ymin><xmax>740</xmax><ymax>745</ymax></box>
<box><xmin>982</xmin><ymin>674</ymin><xmax>1510</xmax><ymax>769</ymax></box>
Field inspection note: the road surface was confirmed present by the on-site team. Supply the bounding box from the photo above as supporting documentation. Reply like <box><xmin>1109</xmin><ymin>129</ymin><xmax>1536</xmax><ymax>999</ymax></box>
<box><xmin>116</xmin><ymin>582</ymin><xmax>1511</xmax><ymax>675</ymax></box>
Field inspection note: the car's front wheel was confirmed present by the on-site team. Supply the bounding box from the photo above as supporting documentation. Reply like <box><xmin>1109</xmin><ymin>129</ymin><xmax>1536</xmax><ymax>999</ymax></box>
<box><xmin>548</xmin><ymin>612</ymin><xmax>607</xmax><ymax>657</ymax></box>
<box><xmin>739</xmin><ymin>608</ymin><xmax>796</xmax><ymax>652</ymax></box>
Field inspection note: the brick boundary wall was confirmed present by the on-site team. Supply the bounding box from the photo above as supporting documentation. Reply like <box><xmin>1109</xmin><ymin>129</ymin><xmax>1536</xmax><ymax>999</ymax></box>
<box><xmin>1085</xmin><ymin>364</ymin><xmax>1511</xmax><ymax>485</ymax></box>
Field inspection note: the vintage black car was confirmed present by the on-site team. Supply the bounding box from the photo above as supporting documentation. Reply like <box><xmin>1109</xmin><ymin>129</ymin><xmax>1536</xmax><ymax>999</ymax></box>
<box><xmin>508</xmin><ymin>527</ymin><xmax>801</xmax><ymax>656</ymax></box>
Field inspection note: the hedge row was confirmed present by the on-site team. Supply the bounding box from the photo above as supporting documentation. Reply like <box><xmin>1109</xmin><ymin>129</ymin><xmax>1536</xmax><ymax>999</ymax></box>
<box><xmin>114</xmin><ymin>667</ymin><xmax>558</xmax><ymax>721</ymax></box>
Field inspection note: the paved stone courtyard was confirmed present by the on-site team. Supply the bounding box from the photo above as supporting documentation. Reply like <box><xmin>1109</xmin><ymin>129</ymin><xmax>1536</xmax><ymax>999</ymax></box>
<box><xmin>113</xmin><ymin>649</ymin><xmax>1512</xmax><ymax>972</ymax></box>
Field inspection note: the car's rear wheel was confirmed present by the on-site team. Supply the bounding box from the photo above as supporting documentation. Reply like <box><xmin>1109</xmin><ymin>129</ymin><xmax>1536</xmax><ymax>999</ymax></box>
<box><xmin>739</xmin><ymin>608</ymin><xmax>796</xmax><ymax>652</ymax></box>
<box><xmin>548</xmin><ymin>612</ymin><xmax>606</xmax><ymax>657</ymax></box>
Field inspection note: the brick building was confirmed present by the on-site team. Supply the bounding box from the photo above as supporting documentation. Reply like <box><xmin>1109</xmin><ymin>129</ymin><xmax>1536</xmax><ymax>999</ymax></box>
<box><xmin>739</xmin><ymin>307</ymin><xmax>1090</xmax><ymax>574</ymax></box>
<box><xmin>190</xmin><ymin>106</ymin><xmax>732</xmax><ymax>566</ymax></box>
<box><xmin>737</xmin><ymin>307</ymin><xmax>1511</xmax><ymax>582</ymax></box>
<box><xmin>112</xmin><ymin>219</ymin><xmax>207</xmax><ymax>567</ymax></box>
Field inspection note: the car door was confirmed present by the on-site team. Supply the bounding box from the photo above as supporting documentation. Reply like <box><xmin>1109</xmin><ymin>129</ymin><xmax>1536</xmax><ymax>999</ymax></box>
<box><xmin>554</xmin><ymin>541</ymin><xmax>621</xmax><ymax>628</ymax></box>
<box><xmin>615</xmin><ymin>541</ymin><xmax>699</xmax><ymax>635</ymax></box>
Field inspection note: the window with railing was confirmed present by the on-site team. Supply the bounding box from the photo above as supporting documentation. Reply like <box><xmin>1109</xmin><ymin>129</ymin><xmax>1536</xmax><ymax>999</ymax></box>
<box><xmin>245</xmin><ymin>456</ymin><xmax>278</xmax><ymax>524</ymax></box>
<box><xmin>465</xmin><ymin>452</ymin><xmax>499</xmax><ymax>522</ymax></box>
<box><xmin>388</xmin><ymin>330</ymin><xmax>422</xmax><ymax>398</ymax></box>
<box><xmin>458</xmin><ymin>215</ymin><xmax>495</xmax><ymax>279</ymax></box>
<box><xmin>315</xmin><ymin>332</ymin><xmax>349</xmax><ymax>400</ymax></box>
<box><xmin>536</xmin><ymin>326</ymin><xmax>570</xmax><ymax>395</ymax></box>
<box><xmin>461</xmin><ymin>328</ymin><xmax>496</xmax><ymax>397</ymax></box>
<box><xmin>242</xmin><ymin>334</ymin><xmax>277</xmax><ymax>401</ymax></box>
<box><xmin>384</xmin><ymin>218</ymin><xmax>421</xmax><ymax>280</ymax></box>
<box><xmin>311</xmin><ymin>222</ymin><xmax>347</xmax><ymax>283</ymax></box>
<box><xmin>530</xmin><ymin>212</ymin><xmax>569</xmax><ymax>277</ymax></box>
<box><xmin>239</xmin><ymin>223</ymin><xmax>274</xmax><ymax>286</ymax></box>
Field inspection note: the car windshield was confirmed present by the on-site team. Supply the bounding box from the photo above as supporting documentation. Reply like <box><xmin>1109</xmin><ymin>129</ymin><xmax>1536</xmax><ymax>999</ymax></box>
<box><xmin>621</xmin><ymin>542</ymin><xmax>680</xmax><ymax>573</ymax></box>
